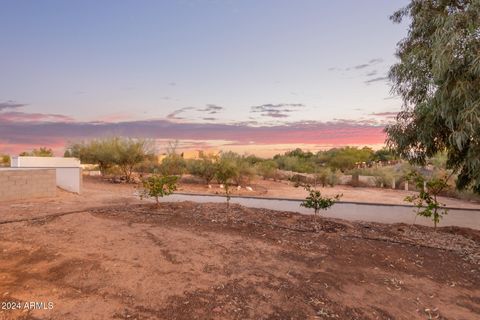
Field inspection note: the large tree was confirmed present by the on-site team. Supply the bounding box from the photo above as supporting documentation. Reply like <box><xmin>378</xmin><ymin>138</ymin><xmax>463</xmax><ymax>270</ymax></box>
<box><xmin>20</xmin><ymin>147</ymin><xmax>54</xmax><ymax>157</ymax></box>
<box><xmin>386</xmin><ymin>0</ymin><xmax>480</xmax><ymax>192</ymax></box>
<box><xmin>67</xmin><ymin>137</ymin><xmax>153</xmax><ymax>181</ymax></box>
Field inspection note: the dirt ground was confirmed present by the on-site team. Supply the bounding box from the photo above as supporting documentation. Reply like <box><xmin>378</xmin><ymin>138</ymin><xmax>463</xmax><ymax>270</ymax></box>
<box><xmin>177</xmin><ymin>176</ymin><xmax>480</xmax><ymax>210</ymax></box>
<box><xmin>0</xmin><ymin>178</ymin><xmax>479</xmax><ymax>319</ymax></box>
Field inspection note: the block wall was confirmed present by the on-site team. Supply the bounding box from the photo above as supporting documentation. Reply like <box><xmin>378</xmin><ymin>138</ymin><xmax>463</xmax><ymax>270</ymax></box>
<box><xmin>0</xmin><ymin>169</ymin><xmax>56</xmax><ymax>202</ymax></box>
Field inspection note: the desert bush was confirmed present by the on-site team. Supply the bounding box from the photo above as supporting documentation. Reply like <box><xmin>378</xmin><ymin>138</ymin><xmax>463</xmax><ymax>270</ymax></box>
<box><xmin>159</xmin><ymin>154</ymin><xmax>186</xmax><ymax>176</ymax></box>
<box><xmin>317</xmin><ymin>146</ymin><xmax>374</xmax><ymax>171</ymax></box>
<box><xmin>372</xmin><ymin>147</ymin><xmax>397</xmax><ymax>162</ymax></box>
<box><xmin>326</xmin><ymin>169</ymin><xmax>339</xmax><ymax>187</ymax></box>
<box><xmin>274</xmin><ymin>155</ymin><xmax>315</xmax><ymax>173</ymax></box>
<box><xmin>273</xmin><ymin>147</ymin><xmax>376</xmax><ymax>174</ymax></box>
<box><xmin>66</xmin><ymin>137</ymin><xmax>153</xmax><ymax>180</ymax></box>
<box><xmin>135</xmin><ymin>158</ymin><xmax>162</xmax><ymax>174</ymax></box>
<box><xmin>116</xmin><ymin>139</ymin><xmax>154</xmax><ymax>182</ymax></box>
<box><xmin>187</xmin><ymin>159</ymin><xmax>204</xmax><ymax>179</ymax></box>
<box><xmin>244</xmin><ymin>154</ymin><xmax>263</xmax><ymax>165</ymax></box>
<box><xmin>186</xmin><ymin>152</ymin><xmax>217</xmax><ymax>184</ymax></box>
<box><xmin>233</xmin><ymin>160</ymin><xmax>255</xmax><ymax>185</ymax></box>
<box><xmin>370</xmin><ymin>168</ymin><xmax>395</xmax><ymax>188</ymax></box>
<box><xmin>20</xmin><ymin>147</ymin><xmax>54</xmax><ymax>157</ymax></box>
<box><xmin>0</xmin><ymin>154</ymin><xmax>10</xmax><ymax>167</ymax></box>
<box><xmin>140</xmin><ymin>174</ymin><xmax>178</xmax><ymax>206</ymax></box>
<box><xmin>256</xmin><ymin>160</ymin><xmax>279</xmax><ymax>180</ymax></box>
<box><xmin>67</xmin><ymin>138</ymin><xmax>119</xmax><ymax>175</ymax></box>
<box><xmin>290</xmin><ymin>173</ymin><xmax>309</xmax><ymax>186</ymax></box>
<box><xmin>219</xmin><ymin>151</ymin><xmax>255</xmax><ymax>186</ymax></box>
<box><xmin>313</xmin><ymin>168</ymin><xmax>329</xmax><ymax>187</ymax></box>
<box><xmin>372</xmin><ymin>172</ymin><xmax>392</xmax><ymax>188</ymax></box>
<box><xmin>157</xmin><ymin>140</ymin><xmax>186</xmax><ymax>176</ymax></box>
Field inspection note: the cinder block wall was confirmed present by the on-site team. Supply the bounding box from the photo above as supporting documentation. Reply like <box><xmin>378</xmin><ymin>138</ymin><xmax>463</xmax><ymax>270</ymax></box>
<box><xmin>0</xmin><ymin>169</ymin><xmax>56</xmax><ymax>202</ymax></box>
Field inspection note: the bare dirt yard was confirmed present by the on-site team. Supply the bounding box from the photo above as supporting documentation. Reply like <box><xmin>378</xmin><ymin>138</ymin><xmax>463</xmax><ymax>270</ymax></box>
<box><xmin>0</xmin><ymin>178</ymin><xmax>479</xmax><ymax>319</ymax></box>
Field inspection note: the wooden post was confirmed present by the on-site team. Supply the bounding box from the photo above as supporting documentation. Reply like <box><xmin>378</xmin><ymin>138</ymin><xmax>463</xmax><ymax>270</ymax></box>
<box><xmin>404</xmin><ymin>181</ymin><xmax>408</xmax><ymax>191</ymax></box>
<box><xmin>392</xmin><ymin>177</ymin><xmax>396</xmax><ymax>189</ymax></box>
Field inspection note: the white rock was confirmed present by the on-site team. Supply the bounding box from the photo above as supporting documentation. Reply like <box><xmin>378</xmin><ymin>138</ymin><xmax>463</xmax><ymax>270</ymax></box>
<box><xmin>219</xmin><ymin>184</ymin><xmax>224</xmax><ymax>189</ymax></box>
<box><xmin>237</xmin><ymin>186</ymin><xmax>242</xmax><ymax>190</ymax></box>
<box><xmin>208</xmin><ymin>184</ymin><xmax>212</xmax><ymax>189</ymax></box>
<box><xmin>246</xmin><ymin>186</ymin><xmax>253</xmax><ymax>191</ymax></box>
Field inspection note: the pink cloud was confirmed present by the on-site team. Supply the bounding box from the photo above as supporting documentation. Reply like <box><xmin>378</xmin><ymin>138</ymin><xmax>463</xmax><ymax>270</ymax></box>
<box><xmin>0</xmin><ymin>114</ymin><xmax>387</xmax><ymax>155</ymax></box>
<box><xmin>0</xmin><ymin>138</ymin><xmax>66</xmax><ymax>156</ymax></box>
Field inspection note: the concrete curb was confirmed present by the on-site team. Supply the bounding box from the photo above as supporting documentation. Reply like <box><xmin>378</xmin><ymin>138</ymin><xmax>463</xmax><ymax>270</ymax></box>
<box><xmin>173</xmin><ymin>192</ymin><xmax>480</xmax><ymax>212</ymax></box>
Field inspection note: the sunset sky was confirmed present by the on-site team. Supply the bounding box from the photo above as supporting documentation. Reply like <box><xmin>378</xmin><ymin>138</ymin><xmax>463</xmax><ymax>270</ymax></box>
<box><xmin>0</xmin><ymin>0</ymin><xmax>409</xmax><ymax>156</ymax></box>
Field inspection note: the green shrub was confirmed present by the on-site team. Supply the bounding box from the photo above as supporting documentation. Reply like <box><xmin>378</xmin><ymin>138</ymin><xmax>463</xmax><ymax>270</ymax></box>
<box><xmin>20</xmin><ymin>147</ymin><xmax>54</xmax><ymax>157</ymax></box>
<box><xmin>116</xmin><ymin>139</ymin><xmax>154</xmax><ymax>182</ymax></box>
<box><xmin>326</xmin><ymin>169</ymin><xmax>339</xmax><ymax>187</ymax></box>
<box><xmin>160</xmin><ymin>154</ymin><xmax>186</xmax><ymax>176</ymax></box>
<box><xmin>313</xmin><ymin>170</ymin><xmax>327</xmax><ymax>187</ymax></box>
<box><xmin>256</xmin><ymin>160</ymin><xmax>279</xmax><ymax>180</ymax></box>
<box><xmin>0</xmin><ymin>154</ymin><xmax>10</xmax><ymax>167</ymax></box>
<box><xmin>219</xmin><ymin>151</ymin><xmax>255</xmax><ymax>186</ymax></box>
<box><xmin>187</xmin><ymin>153</ymin><xmax>217</xmax><ymax>184</ymax></box>
<box><xmin>135</xmin><ymin>158</ymin><xmax>162</xmax><ymax>174</ymax></box>
<box><xmin>66</xmin><ymin>137</ymin><xmax>153</xmax><ymax>181</ymax></box>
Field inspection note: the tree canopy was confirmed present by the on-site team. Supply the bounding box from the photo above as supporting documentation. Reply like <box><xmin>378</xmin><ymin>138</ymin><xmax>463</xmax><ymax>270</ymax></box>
<box><xmin>20</xmin><ymin>147</ymin><xmax>54</xmax><ymax>157</ymax></box>
<box><xmin>66</xmin><ymin>137</ymin><xmax>154</xmax><ymax>181</ymax></box>
<box><xmin>386</xmin><ymin>0</ymin><xmax>480</xmax><ymax>192</ymax></box>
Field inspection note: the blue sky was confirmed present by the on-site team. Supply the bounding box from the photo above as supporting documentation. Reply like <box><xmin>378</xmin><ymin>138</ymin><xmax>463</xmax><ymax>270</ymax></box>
<box><xmin>0</xmin><ymin>0</ymin><xmax>409</xmax><ymax>155</ymax></box>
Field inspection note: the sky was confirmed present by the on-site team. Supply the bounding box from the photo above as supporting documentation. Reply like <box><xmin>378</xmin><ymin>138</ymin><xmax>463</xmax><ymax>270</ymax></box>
<box><xmin>0</xmin><ymin>0</ymin><xmax>409</xmax><ymax>156</ymax></box>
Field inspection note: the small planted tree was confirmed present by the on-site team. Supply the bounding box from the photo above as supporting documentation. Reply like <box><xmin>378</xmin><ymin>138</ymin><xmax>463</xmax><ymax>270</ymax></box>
<box><xmin>300</xmin><ymin>185</ymin><xmax>341</xmax><ymax>223</ymax></box>
<box><xmin>215</xmin><ymin>158</ymin><xmax>238</xmax><ymax>210</ymax></box>
<box><xmin>404</xmin><ymin>171</ymin><xmax>449</xmax><ymax>230</ymax></box>
<box><xmin>140</xmin><ymin>173</ymin><xmax>178</xmax><ymax>206</ymax></box>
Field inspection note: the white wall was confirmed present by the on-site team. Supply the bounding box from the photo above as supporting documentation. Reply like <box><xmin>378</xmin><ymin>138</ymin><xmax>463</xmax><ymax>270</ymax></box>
<box><xmin>55</xmin><ymin>168</ymin><xmax>82</xmax><ymax>193</ymax></box>
<box><xmin>11</xmin><ymin>157</ymin><xmax>82</xmax><ymax>193</ymax></box>
<box><xmin>11</xmin><ymin>156</ymin><xmax>80</xmax><ymax>168</ymax></box>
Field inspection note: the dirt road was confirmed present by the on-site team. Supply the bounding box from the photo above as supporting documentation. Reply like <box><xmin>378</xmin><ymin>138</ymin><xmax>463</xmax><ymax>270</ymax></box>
<box><xmin>0</xmin><ymin>179</ymin><xmax>479</xmax><ymax>319</ymax></box>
